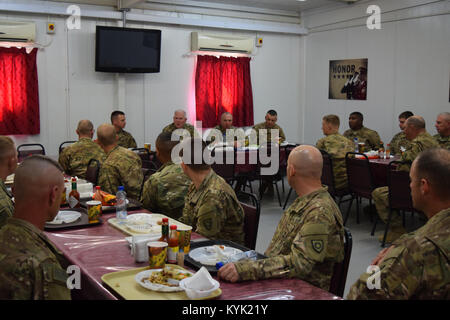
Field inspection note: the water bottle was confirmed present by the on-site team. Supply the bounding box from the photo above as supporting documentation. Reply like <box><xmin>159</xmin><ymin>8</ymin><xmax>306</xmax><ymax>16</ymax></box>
<box><xmin>116</xmin><ymin>186</ymin><xmax>127</xmax><ymax>224</ymax></box>
<box><xmin>353</xmin><ymin>138</ymin><xmax>359</xmax><ymax>153</ymax></box>
<box><xmin>215</xmin><ymin>250</ymin><xmax>258</xmax><ymax>269</ymax></box>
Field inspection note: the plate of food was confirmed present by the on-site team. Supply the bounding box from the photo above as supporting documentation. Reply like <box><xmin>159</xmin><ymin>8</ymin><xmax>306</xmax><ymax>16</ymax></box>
<box><xmin>125</xmin><ymin>213</ymin><xmax>160</xmax><ymax>234</ymax></box>
<box><xmin>135</xmin><ymin>266</ymin><xmax>193</xmax><ymax>292</ymax></box>
<box><xmin>47</xmin><ymin>210</ymin><xmax>82</xmax><ymax>225</ymax></box>
<box><xmin>188</xmin><ymin>245</ymin><xmax>243</xmax><ymax>266</ymax></box>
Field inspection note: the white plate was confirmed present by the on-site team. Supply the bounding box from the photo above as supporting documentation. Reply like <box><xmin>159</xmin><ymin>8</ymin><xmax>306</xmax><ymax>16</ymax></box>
<box><xmin>47</xmin><ymin>210</ymin><xmax>82</xmax><ymax>225</ymax></box>
<box><xmin>125</xmin><ymin>213</ymin><xmax>160</xmax><ymax>234</ymax></box>
<box><xmin>188</xmin><ymin>245</ymin><xmax>243</xmax><ymax>266</ymax></box>
<box><xmin>135</xmin><ymin>268</ymin><xmax>193</xmax><ymax>292</ymax></box>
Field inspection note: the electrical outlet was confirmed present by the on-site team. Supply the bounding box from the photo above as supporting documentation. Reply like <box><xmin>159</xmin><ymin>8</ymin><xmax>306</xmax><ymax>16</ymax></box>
<box><xmin>47</xmin><ymin>22</ymin><xmax>55</xmax><ymax>34</ymax></box>
<box><xmin>256</xmin><ymin>37</ymin><xmax>263</xmax><ymax>47</ymax></box>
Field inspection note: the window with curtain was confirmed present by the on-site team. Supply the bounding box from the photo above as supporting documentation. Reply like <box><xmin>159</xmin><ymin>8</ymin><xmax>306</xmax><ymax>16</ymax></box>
<box><xmin>195</xmin><ymin>55</ymin><xmax>254</xmax><ymax>128</ymax></box>
<box><xmin>0</xmin><ymin>47</ymin><xmax>40</xmax><ymax>135</ymax></box>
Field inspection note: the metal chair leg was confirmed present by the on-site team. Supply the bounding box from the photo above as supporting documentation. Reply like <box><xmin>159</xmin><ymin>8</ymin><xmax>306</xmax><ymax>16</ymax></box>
<box><xmin>275</xmin><ymin>182</ymin><xmax>282</xmax><ymax>207</ymax></box>
<box><xmin>344</xmin><ymin>196</ymin><xmax>354</xmax><ymax>226</ymax></box>
<box><xmin>382</xmin><ymin>208</ymin><xmax>394</xmax><ymax>247</ymax></box>
<box><xmin>356</xmin><ymin>196</ymin><xmax>360</xmax><ymax>224</ymax></box>
<box><xmin>283</xmin><ymin>187</ymin><xmax>293</xmax><ymax>210</ymax></box>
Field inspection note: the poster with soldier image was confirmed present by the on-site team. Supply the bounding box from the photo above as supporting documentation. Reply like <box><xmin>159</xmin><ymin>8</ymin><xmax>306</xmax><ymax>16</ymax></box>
<box><xmin>329</xmin><ymin>58</ymin><xmax>368</xmax><ymax>100</ymax></box>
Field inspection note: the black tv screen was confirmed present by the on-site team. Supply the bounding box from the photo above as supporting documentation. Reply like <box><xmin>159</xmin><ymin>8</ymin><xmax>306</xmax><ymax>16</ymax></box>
<box><xmin>95</xmin><ymin>26</ymin><xmax>161</xmax><ymax>73</ymax></box>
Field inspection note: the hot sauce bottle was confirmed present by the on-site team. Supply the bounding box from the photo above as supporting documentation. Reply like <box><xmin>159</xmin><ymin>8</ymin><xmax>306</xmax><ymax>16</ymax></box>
<box><xmin>68</xmin><ymin>178</ymin><xmax>80</xmax><ymax>208</ymax></box>
<box><xmin>167</xmin><ymin>225</ymin><xmax>179</xmax><ymax>264</ymax></box>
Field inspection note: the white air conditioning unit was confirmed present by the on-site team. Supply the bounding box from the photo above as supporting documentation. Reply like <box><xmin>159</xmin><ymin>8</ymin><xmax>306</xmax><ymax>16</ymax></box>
<box><xmin>191</xmin><ymin>32</ymin><xmax>254</xmax><ymax>54</ymax></box>
<box><xmin>0</xmin><ymin>20</ymin><xmax>36</xmax><ymax>42</ymax></box>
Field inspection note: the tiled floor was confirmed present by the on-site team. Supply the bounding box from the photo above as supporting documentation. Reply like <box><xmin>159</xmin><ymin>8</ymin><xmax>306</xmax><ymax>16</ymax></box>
<box><xmin>249</xmin><ymin>178</ymin><xmax>425</xmax><ymax>298</ymax></box>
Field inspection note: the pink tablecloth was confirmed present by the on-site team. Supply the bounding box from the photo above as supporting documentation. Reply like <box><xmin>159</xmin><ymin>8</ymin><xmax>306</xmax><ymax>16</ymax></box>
<box><xmin>369</xmin><ymin>156</ymin><xmax>400</xmax><ymax>187</ymax></box>
<box><xmin>45</xmin><ymin>210</ymin><xmax>341</xmax><ymax>300</ymax></box>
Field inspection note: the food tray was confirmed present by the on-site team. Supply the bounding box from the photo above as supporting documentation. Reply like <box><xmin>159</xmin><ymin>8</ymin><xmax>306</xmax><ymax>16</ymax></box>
<box><xmin>44</xmin><ymin>208</ymin><xmax>102</xmax><ymax>230</ymax></box>
<box><xmin>80</xmin><ymin>198</ymin><xmax>142</xmax><ymax>213</ymax></box>
<box><xmin>184</xmin><ymin>240</ymin><xmax>266</xmax><ymax>275</ymax></box>
<box><xmin>107</xmin><ymin>213</ymin><xmax>191</xmax><ymax>236</ymax></box>
<box><xmin>101</xmin><ymin>265</ymin><xmax>222</xmax><ymax>300</ymax></box>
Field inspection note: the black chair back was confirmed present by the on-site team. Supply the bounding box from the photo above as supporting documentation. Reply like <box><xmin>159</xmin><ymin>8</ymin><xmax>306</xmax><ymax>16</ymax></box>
<box><xmin>320</xmin><ymin>149</ymin><xmax>337</xmax><ymax>195</ymax></box>
<box><xmin>211</xmin><ymin>147</ymin><xmax>236</xmax><ymax>184</ymax></box>
<box><xmin>59</xmin><ymin>141</ymin><xmax>77</xmax><ymax>154</ymax></box>
<box><xmin>345</xmin><ymin>152</ymin><xmax>376</xmax><ymax>198</ymax></box>
<box><xmin>85</xmin><ymin>159</ymin><xmax>100</xmax><ymax>186</ymax></box>
<box><xmin>17</xmin><ymin>143</ymin><xmax>46</xmax><ymax>161</ymax></box>
<box><xmin>139</xmin><ymin>168</ymin><xmax>158</xmax><ymax>200</ymax></box>
<box><xmin>237</xmin><ymin>191</ymin><xmax>261</xmax><ymax>250</ymax></box>
<box><xmin>132</xmin><ymin>148</ymin><xmax>150</xmax><ymax>162</ymax></box>
<box><xmin>387</xmin><ymin>161</ymin><xmax>414</xmax><ymax>211</ymax></box>
<box><xmin>329</xmin><ymin>227</ymin><xmax>353</xmax><ymax>297</ymax></box>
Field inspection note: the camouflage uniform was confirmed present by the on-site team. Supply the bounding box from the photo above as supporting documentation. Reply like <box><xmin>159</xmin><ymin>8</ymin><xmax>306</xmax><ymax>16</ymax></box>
<box><xmin>347</xmin><ymin>207</ymin><xmax>450</xmax><ymax>299</ymax></box>
<box><xmin>372</xmin><ymin>131</ymin><xmax>439</xmax><ymax>230</ymax></box>
<box><xmin>140</xmin><ymin>161</ymin><xmax>191</xmax><ymax>220</ymax></box>
<box><xmin>0</xmin><ymin>218</ymin><xmax>71</xmax><ymax>300</ymax></box>
<box><xmin>235</xmin><ymin>187</ymin><xmax>344</xmax><ymax>290</ymax></box>
<box><xmin>0</xmin><ymin>179</ymin><xmax>14</xmax><ymax>229</ymax></box>
<box><xmin>316</xmin><ymin>133</ymin><xmax>355</xmax><ymax>190</ymax></box>
<box><xmin>162</xmin><ymin>123</ymin><xmax>198</xmax><ymax>139</ymax></box>
<box><xmin>343</xmin><ymin>126</ymin><xmax>382</xmax><ymax>151</ymax></box>
<box><xmin>207</xmin><ymin>125</ymin><xmax>238</xmax><ymax>144</ymax></box>
<box><xmin>389</xmin><ymin>132</ymin><xmax>411</xmax><ymax>156</ymax></box>
<box><xmin>97</xmin><ymin>145</ymin><xmax>143</xmax><ymax>200</ymax></box>
<box><xmin>433</xmin><ymin>134</ymin><xmax>450</xmax><ymax>150</ymax></box>
<box><xmin>117</xmin><ymin>129</ymin><xmax>137</xmax><ymax>149</ymax></box>
<box><xmin>58</xmin><ymin>138</ymin><xmax>106</xmax><ymax>179</ymax></box>
<box><xmin>179</xmin><ymin>170</ymin><xmax>244</xmax><ymax>245</ymax></box>
<box><xmin>252</xmin><ymin>122</ymin><xmax>286</xmax><ymax>145</ymax></box>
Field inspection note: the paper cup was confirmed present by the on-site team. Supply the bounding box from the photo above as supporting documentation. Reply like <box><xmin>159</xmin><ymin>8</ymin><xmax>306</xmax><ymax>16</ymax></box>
<box><xmin>177</xmin><ymin>225</ymin><xmax>192</xmax><ymax>253</ymax></box>
<box><xmin>86</xmin><ymin>200</ymin><xmax>102</xmax><ymax>223</ymax></box>
<box><xmin>147</xmin><ymin>241</ymin><xmax>168</xmax><ymax>269</ymax></box>
<box><xmin>144</xmin><ymin>143</ymin><xmax>151</xmax><ymax>151</ymax></box>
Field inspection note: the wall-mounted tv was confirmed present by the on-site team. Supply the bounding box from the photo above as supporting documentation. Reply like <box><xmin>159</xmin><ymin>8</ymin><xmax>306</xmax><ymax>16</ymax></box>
<box><xmin>95</xmin><ymin>26</ymin><xmax>161</xmax><ymax>73</ymax></box>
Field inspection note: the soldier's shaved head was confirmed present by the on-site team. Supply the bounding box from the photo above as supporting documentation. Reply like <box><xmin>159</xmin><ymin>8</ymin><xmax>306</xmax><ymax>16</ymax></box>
<box><xmin>76</xmin><ymin>120</ymin><xmax>94</xmax><ymax>136</ymax></box>
<box><xmin>288</xmin><ymin>145</ymin><xmax>323</xmax><ymax>180</ymax></box>
<box><xmin>156</xmin><ymin>131</ymin><xmax>179</xmax><ymax>160</ymax></box>
<box><xmin>97</xmin><ymin>124</ymin><xmax>117</xmax><ymax>147</ymax></box>
<box><xmin>0</xmin><ymin>136</ymin><xmax>16</xmax><ymax>161</ymax></box>
<box><xmin>406</xmin><ymin>116</ymin><xmax>426</xmax><ymax>129</ymax></box>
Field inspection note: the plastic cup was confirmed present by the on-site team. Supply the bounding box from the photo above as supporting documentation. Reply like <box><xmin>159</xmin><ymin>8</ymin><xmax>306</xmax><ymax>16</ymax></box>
<box><xmin>144</xmin><ymin>143</ymin><xmax>151</xmax><ymax>151</ymax></box>
<box><xmin>86</xmin><ymin>200</ymin><xmax>102</xmax><ymax>223</ymax></box>
<box><xmin>147</xmin><ymin>241</ymin><xmax>168</xmax><ymax>269</ymax></box>
<box><xmin>177</xmin><ymin>225</ymin><xmax>192</xmax><ymax>254</ymax></box>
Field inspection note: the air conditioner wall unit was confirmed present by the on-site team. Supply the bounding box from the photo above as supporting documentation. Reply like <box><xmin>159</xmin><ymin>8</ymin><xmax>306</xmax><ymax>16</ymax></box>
<box><xmin>191</xmin><ymin>32</ymin><xmax>254</xmax><ymax>54</ymax></box>
<box><xmin>0</xmin><ymin>20</ymin><xmax>36</xmax><ymax>42</ymax></box>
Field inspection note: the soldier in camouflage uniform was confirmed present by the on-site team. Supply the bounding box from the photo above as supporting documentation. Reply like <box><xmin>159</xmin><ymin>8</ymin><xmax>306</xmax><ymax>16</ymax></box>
<box><xmin>218</xmin><ymin>145</ymin><xmax>344</xmax><ymax>291</ymax></box>
<box><xmin>111</xmin><ymin>110</ymin><xmax>137</xmax><ymax>149</ymax></box>
<box><xmin>389</xmin><ymin>111</ymin><xmax>414</xmax><ymax>155</ymax></box>
<box><xmin>141</xmin><ymin>132</ymin><xmax>191</xmax><ymax>219</ymax></box>
<box><xmin>252</xmin><ymin>109</ymin><xmax>286</xmax><ymax>145</ymax></box>
<box><xmin>372</xmin><ymin>116</ymin><xmax>439</xmax><ymax>243</ymax></box>
<box><xmin>347</xmin><ymin>148</ymin><xmax>450</xmax><ymax>299</ymax></box>
<box><xmin>97</xmin><ymin>124</ymin><xmax>143</xmax><ymax>200</ymax></box>
<box><xmin>178</xmin><ymin>138</ymin><xmax>244</xmax><ymax>245</ymax></box>
<box><xmin>0</xmin><ymin>155</ymin><xmax>71</xmax><ymax>300</ymax></box>
<box><xmin>316</xmin><ymin>115</ymin><xmax>355</xmax><ymax>190</ymax></box>
<box><xmin>343</xmin><ymin>111</ymin><xmax>382</xmax><ymax>151</ymax></box>
<box><xmin>0</xmin><ymin>136</ymin><xmax>17</xmax><ymax>229</ymax></box>
<box><xmin>162</xmin><ymin>110</ymin><xmax>197</xmax><ymax>139</ymax></box>
<box><xmin>58</xmin><ymin>120</ymin><xmax>106</xmax><ymax>179</ymax></box>
<box><xmin>433</xmin><ymin>112</ymin><xmax>450</xmax><ymax>150</ymax></box>
<box><xmin>206</xmin><ymin>112</ymin><xmax>240</xmax><ymax>145</ymax></box>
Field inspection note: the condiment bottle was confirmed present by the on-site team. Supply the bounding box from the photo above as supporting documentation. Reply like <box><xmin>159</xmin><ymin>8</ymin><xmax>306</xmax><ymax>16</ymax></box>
<box><xmin>167</xmin><ymin>225</ymin><xmax>179</xmax><ymax>264</ymax></box>
<box><xmin>159</xmin><ymin>218</ymin><xmax>169</xmax><ymax>243</ymax></box>
<box><xmin>93</xmin><ymin>186</ymin><xmax>102</xmax><ymax>201</ymax></box>
<box><xmin>385</xmin><ymin>144</ymin><xmax>391</xmax><ymax>159</ymax></box>
<box><xmin>68</xmin><ymin>177</ymin><xmax>80</xmax><ymax>208</ymax></box>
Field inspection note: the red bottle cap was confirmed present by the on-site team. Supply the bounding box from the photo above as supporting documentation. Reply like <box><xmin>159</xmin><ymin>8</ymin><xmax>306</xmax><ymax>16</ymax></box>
<box><xmin>162</xmin><ymin>218</ymin><xmax>169</xmax><ymax>222</ymax></box>
<box><xmin>96</xmin><ymin>186</ymin><xmax>101</xmax><ymax>190</ymax></box>
<box><xmin>170</xmin><ymin>225</ymin><xmax>177</xmax><ymax>230</ymax></box>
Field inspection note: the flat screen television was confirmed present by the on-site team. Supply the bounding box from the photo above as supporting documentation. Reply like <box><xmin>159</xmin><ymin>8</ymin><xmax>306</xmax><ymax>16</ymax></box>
<box><xmin>95</xmin><ymin>26</ymin><xmax>161</xmax><ymax>73</ymax></box>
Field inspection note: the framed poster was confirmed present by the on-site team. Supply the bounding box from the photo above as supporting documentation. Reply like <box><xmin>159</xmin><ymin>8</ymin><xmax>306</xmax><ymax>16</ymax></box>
<box><xmin>329</xmin><ymin>58</ymin><xmax>368</xmax><ymax>100</ymax></box>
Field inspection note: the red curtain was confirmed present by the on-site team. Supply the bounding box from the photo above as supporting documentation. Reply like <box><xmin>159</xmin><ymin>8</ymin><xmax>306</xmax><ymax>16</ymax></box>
<box><xmin>195</xmin><ymin>55</ymin><xmax>254</xmax><ymax>128</ymax></box>
<box><xmin>0</xmin><ymin>47</ymin><xmax>40</xmax><ymax>135</ymax></box>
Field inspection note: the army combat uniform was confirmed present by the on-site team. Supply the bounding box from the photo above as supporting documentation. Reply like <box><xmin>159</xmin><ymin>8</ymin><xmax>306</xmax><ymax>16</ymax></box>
<box><xmin>343</xmin><ymin>126</ymin><xmax>382</xmax><ymax>151</ymax></box>
<box><xmin>162</xmin><ymin>123</ymin><xmax>198</xmax><ymax>139</ymax></box>
<box><xmin>433</xmin><ymin>134</ymin><xmax>450</xmax><ymax>150</ymax></box>
<box><xmin>389</xmin><ymin>132</ymin><xmax>411</xmax><ymax>156</ymax></box>
<box><xmin>234</xmin><ymin>187</ymin><xmax>344</xmax><ymax>291</ymax></box>
<box><xmin>58</xmin><ymin>138</ymin><xmax>106</xmax><ymax>179</ymax></box>
<box><xmin>372</xmin><ymin>131</ymin><xmax>439</xmax><ymax>237</ymax></box>
<box><xmin>207</xmin><ymin>125</ymin><xmax>239</xmax><ymax>144</ymax></box>
<box><xmin>316</xmin><ymin>133</ymin><xmax>355</xmax><ymax>190</ymax></box>
<box><xmin>252</xmin><ymin>122</ymin><xmax>286</xmax><ymax>145</ymax></box>
<box><xmin>97</xmin><ymin>145</ymin><xmax>143</xmax><ymax>200</ymax></box>
<box><xmin>179</xmin><ymin>170</ymin><xmax>245</xmax><ymax>245</ymax></box>
<box><xmin>117</xmin><ymin>129</ymin><xmax>137</xmax><ymax>149</ymax></box>
<box><xmin>140</xmin><ymin>161</ymin><xmax>191</xmax><ymax>220</ymax></box>
<box><xmin>0</xmin><ymin>218</ymin><xmax>71</xmax><ymax>300</ymax></box>
<box><xmin>347</xmin><ymin>207</ymin><xmax>450</xmax><ymax>299</ymax></box>
<box><xmin>0</xmin><ymin>179</ymin><xmax>14</xmax><ymax>229</ymax></box>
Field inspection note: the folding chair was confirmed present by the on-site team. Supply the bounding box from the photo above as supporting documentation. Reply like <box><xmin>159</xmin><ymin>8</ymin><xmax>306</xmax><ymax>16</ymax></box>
<box><xmin>329</xmin><ymin>228</ymin><xmax>353</xmax><ymax>297</ymax></box>
<box><xmin>17</xmin><ymin>143</ymin><xmax>46</xmax><ymax>161</ymax></box>
<box><xmin>85</xmin><ymin>159</ymin><xmax>101</xmax><ymax>186</ymax></box>
<box><xmin>59</xmin><ymin>141</ymin><xmax>77</xmax><ymax>154</ymax></box>
<box><xmin>139</xmin><ymin>167</ymin><xmax>158</xmax><ymax>200</ymax></box>
<box><xmin>237</xmin><ymin>191</ymin><xmax>261</xmax><ymax>250</ymax></box>
<box><xmin>257</xmin><ymin>143</ymin><xmax>283</xmax><ymax>207</ymax></box>
<box><xmin>132</xmin><ymin>148</ymin><xmax>150</xmax><ymax>162</ymax></box>
<box><xmin>211</xmin><ymin>147</ymin><xmax>236</xmax><ymax>186</ymax></box>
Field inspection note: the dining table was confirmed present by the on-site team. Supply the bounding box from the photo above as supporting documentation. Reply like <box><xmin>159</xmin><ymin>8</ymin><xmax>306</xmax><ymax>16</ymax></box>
<box><xmin>44</xmin><ymin>208</ymin><xmax>342</xmax><ymax>301</ymax></box>
<box><xmin>368</xmin><ymin>155</ymin><xmax>401</xmax><ymax>187</ymax></box>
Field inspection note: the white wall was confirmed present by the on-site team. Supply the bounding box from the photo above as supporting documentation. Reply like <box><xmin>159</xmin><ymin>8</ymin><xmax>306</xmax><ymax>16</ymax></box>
<box><xmin>302</xmin><ymin>0</ymin><xmax>450</xmax><ymax>145</ymax></box>
<box><xmin>2</xmin><ymin>4</ymin><xmax>304</xmax><ymax>156</ymax></box>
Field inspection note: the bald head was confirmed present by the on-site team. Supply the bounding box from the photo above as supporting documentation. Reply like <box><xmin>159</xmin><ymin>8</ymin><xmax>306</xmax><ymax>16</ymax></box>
<box><xmin>406</xmin><ymin>116</ymin><xmax>425</xmax><ymax>129</ymax></box>
<box><xmin>97</xmin><ymin>124</ymin><xmax>117</xmax><ymax>147</ymax></box>
<box><xmin>76</xmin><ymin>120</ymin><xmax>94</xmax><ymax>137</ymax></box>
<box><xmin>288</xmin><ymin>145</ymin><xmax>323</xmax><ymax>180</ymax></box>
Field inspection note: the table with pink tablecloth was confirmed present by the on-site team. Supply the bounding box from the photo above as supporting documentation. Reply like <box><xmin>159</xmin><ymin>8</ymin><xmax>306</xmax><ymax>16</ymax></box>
<box><xmin>45</xmin><ymin>210</ymin><xmax>341</xmax><ymax>300</ymax></box>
